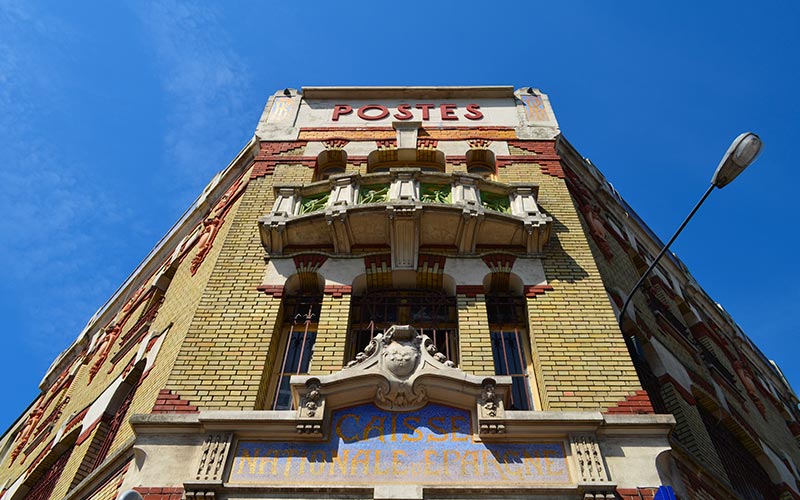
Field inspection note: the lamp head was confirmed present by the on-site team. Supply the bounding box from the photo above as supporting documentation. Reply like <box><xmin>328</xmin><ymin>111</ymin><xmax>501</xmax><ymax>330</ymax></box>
<box><xmin>710</xmin><ymin>132</ymin><xmax>762</xmax><ymax>188</ymax></box>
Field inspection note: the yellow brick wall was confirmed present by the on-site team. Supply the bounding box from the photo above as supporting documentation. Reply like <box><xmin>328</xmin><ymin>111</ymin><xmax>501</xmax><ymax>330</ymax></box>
<box><xmin>310</xmin><ymin>294</ymin><xmax>352</xmax><ymax>375</ymax></box>
<box><xmin>41</xmin><ymin>175</ymin><xmax>246</xmax><ymax>498</ymax></box>
<box><xmin>456</xmin><ymin>295</ymin><xmax>494</xmax><ymax>376</ymax></box>
<box><xmin>499</xmin><ymin>160</ymin><xmax>643</xmax><ymax>411</ymax></box>
<box><xmin>166</xmin><ymin>172</ymin><xmax>285</xmax><ymax>410</ymax></box>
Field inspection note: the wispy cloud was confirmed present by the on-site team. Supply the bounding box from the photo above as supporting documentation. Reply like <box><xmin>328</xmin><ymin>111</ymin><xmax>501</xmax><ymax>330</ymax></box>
<box><xmin>0</xmin><ymin>1</ymin><xmax>122</xmax><ymax>351</ymax></box>
<box><xmin>133</xmin><ymin>1</ymin><xmax>251</xmax><ymax>197</ymax></box>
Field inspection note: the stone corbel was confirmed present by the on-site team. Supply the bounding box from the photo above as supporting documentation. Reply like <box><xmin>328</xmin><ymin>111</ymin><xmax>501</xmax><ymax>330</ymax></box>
<box><xmin>389</xmin><ymin>169</ymin><xmax>421</xmax><ymax>201</ymax></box>
<box><xmin>258</xmin><ymin>186</ymin><xmax>301</xmax><ymax>255</ymax></box>
<box><xmin>272</xmin><ymin>186</ymin><xmax>302</xmax><ymax>217</ymax></box>
<box><xmin>324</xmin><ymin>204</ymin><xmax>354</xmax><ymax>254</ymax></box>
<box><xmin>455</xmin><ymin>203</ymin><xmax>484</xmax><ymax>255</ymax></box>
<box><xmin>509</xmin><ymin>184</ymin><xmax>541</xmax><ymax>216</ymax></box>
<box><xmin>477</xmin><ymin>378</ymin><xmax>507</xmax><ymax>435</ymax></box>
<box><xmin>294</xmin><ymin>379</ymin><xmax>325</xmax><ymax>435</ymax></box>
<box><xmin>451</xmin><ymin>173</ymin><xmax>482</xmax><ymax>206</ymax></box>
<box><xmin>328</xmin><ymin>173</ymin><xmax>360</xmax><ymax>207</ymax></box>
<box><xmin>509</xmin><ymin>184</ymin><xmax>553</xmax><ymax>255</ymax></box>
<box><xmin>387</xmin><ymin>202</ymin><xmax>421</xmax><ymax>270</ymax></box>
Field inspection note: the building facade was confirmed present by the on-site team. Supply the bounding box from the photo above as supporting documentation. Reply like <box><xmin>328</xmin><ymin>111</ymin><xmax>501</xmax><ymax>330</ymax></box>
<box><xmin>0</xmin><ymin>86</ymin><xmax>797</xmax><ymax>500</ymax></box>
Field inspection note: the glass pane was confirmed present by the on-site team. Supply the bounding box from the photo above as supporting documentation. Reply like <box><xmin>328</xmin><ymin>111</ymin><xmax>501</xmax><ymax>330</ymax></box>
<box><xmin>274</xmin><ymin>329</ymin><xmax>317</xmax><ymax>410</ymax></box>
<box><xmin>491</xmin><ymin>330</ymin><xmax>531</xmax><ymax>410</ymax></box>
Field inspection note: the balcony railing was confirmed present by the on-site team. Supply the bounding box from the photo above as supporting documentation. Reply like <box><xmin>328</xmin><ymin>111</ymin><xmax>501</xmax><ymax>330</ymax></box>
<box><xmin>259</xmin><ymin>168</ymin><xmax>553</xmax><ymax>258</ymax></box>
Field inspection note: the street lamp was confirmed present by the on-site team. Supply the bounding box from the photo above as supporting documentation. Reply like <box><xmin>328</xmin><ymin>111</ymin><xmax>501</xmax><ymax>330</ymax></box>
<box><xmin>617</xmin><ymin>132</ymin><xmax>763</xmax><ymax>334</ymax></box>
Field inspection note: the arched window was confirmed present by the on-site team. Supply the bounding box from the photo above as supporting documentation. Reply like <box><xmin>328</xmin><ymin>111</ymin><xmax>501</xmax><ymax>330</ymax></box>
<box><xmin>486</xmin><ymin>287</ymin><xmax>534</xmax><ymax>410</ymax></box>
<box><xmin>466</xmin><ymin>148</ymin><xmax>496</xmax><ymax>180</ymax></box>
<box><xmin>348</xmin><ymin>288</ymin><xmax>458</xmax><ymax>364</ymax></box>
<box><xmin>698</xmin><ymin>406</ymin><xmax>777</xmax><ymax>500</ymax></box>
<box><xmin>270</xmin><ymin>290</ymin><xmax>322</xmax><ymax>410</ymax></box>
<box><xmin>315</xmin><ymin>149</ymin><xmax>347</xmax><ymax>181</ymax></box>
<box><xmin>72</xmin><ymin>362</ymin><xmax>145</xmax><ymax>488</ymax></box>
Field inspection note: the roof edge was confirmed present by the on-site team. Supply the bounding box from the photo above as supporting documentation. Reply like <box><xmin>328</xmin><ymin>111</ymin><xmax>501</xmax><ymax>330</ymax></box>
<box><xmin>300</xmin><ymin>86</ymin><xmax>516</xmax><ymax>99</ymax></box>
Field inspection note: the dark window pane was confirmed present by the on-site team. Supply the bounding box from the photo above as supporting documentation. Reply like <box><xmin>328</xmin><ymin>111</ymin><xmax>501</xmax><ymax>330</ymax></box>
<box><xmin>490</xmin><ymin>330</ymin><xmax>531</xmax><ymax>411</ymax></box>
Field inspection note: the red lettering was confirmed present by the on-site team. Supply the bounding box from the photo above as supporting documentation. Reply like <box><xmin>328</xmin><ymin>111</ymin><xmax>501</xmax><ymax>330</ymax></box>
<box><xmin>415</xmin><ymin>104</ymin><xmax>434</xmax><ymax>121</ymax></box>
<box><xmin>357</xmin><ymin>104</ymin><xmax>390</xmax><ymax>121</ymax></box>
<box><xmin>465</xmin><ymin>104</ymin><xmax>483</xmax><ymax>120</ymax></box>
<box><xmin>393</xmin><ymin>104</ymin><xmax>414</xmax><ymax>120</ymax></box>
<box><xmin>440</xmin><ymin>104</ymin><xmax>458</xmax><ymax>120</ymax></box>
<box><xmin>332</xmin><ymin>104</ymin><xmax>353</xmax><ymax>121</ymax></box>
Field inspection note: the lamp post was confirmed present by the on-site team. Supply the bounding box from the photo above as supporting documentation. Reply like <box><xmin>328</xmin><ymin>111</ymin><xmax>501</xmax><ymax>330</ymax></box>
<box><xmin>617</xmin><ymin>132</ymin><xmax>763</xmax><ymax>334</ymax></box>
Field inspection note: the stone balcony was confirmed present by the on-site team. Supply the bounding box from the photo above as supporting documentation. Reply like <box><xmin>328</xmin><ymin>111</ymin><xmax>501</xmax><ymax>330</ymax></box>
<box><xmin>258</xmin><ymin>169</ymin><xmax>552</xmax><ymax>267</ymax></box>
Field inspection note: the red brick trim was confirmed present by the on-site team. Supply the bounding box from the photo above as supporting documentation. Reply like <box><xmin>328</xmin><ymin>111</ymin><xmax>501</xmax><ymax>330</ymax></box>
<box><xmin>251</xmin><ymin>157</ymin><xmax>317</xmax><ymax>179</ymax></box>
<box><xmin>481</xmin><ymin>253</ymin><xmax>516</xmax><ymax>272</ymax></box>
<box><xmin>323</xmin><ymin>285</ymin><xmax>352</xmax><ymax>298</ymax></box>
<box><xmin>506</xmin><ymin>140</ymin><xmax>559</xmax><ymax>156</ymax></box>
<box><xmin>495</xmin><ymin>145</ymin><xmax>565</xmax><ymax>177</ymax></box>
<box><xmin>456</xmin><ymin>285</ymin><xmax>485</xmax><ymax>297</ymax></box>
<box><xmin>257</xmin><ymin>285</ymin><xmax>285</xmax><ymax>298</ymax></box>
<box><xmin>364</xmin><ymin>254</ymin><xmax>392</xmax><ymax>271</ymax></box>
<box><xmin>323</xmin><ymin>138</ymin><xmax>349</xmax><ymax>148</ymax></box>
<box><xmin>616</xmin><ymin>487</ymin><xmax>659</xmax><ymax>500</ymax></box>
<box><xmin>151</xmin><ymin>389</ymin><xmax>199</xmax><ymax>414</ymax></box>
<box><xmin>418</xmin><ymin>138</ymin><xmax>438</xmax><ymax>148</ymax></box>
<box><xmin>293</xmin><ymin>254</ymin><xmax>328</xmax><ymax>272</ymax></box>
<box><xmin>523</xmin><ymin>285</ymin><xmax>554</xmax><ymax>298</ymax></box>
<box><xmin>134</xmin><ymin>486</ymin><xmax>185</xmax><ymax>500</ymax></box>
<box><xmin>65</xmin><ymin>408</ymin><xmax>89</xmax><ymax>434</ymax></box>
<box><xmin>605</xmin><ymin>390</ymin><xmax>655</xmax><ymax>415</ymax></box>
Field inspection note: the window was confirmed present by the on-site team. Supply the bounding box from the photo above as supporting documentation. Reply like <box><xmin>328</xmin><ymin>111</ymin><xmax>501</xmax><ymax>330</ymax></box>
<box><xmin>317</xmin><ymin>165</ymin><xmax>345</xmax><ymax>181</ymax></box>
<box><xmin>698</xmin><ymin>406</ymin><xmax>776</xmax><ymax>500</ymax></box>
<box><xmin>487</xmin><ymin>293</ymin><xmax>533</xmax><ymax>410</ymax></box>
<box><xmin>72</xmin><ymin>362</ymin><xmax>144</xmax><ymax>488</ymax></box>
<box><xmin>348</xmin><ymin>289</ymin><xmax>458</xmax><ymax>364</ymax></box>
<box><xmin>271</xmin><ymin>293</ymin><xmax>321</xmax><ymax>410</ymax></box>
<box><xmin>22</xmin><ymin>445</ymin><xmax>73</xmax><ymax>500</ymax></box>
<box><xmin>467</xmin><ymin>164</ymin><xmax>495</xmax><ymax>180</ymax></box>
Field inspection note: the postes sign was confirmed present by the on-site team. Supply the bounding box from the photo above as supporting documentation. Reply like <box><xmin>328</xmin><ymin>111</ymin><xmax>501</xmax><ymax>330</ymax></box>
<box><xmin>230</xmin><ymin>404</ymin><xmax>570</xmax><ymax>486</ymax></box>
<box><xmin>332</xmin><ymin>104</ymin><xmax>484</xmax><ymax>122</ymax></box>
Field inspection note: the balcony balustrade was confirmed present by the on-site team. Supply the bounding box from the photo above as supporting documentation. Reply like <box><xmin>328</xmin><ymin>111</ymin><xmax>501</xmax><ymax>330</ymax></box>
<box><xmin>259</xmin><ymin>168</ymin><xmax>552</xmax><ymax>264</ymax></box>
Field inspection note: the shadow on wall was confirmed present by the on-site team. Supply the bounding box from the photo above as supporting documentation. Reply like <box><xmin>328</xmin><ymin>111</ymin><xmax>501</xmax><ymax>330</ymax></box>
<box><xmin>540</xmin><ymin>210</ymin><xmax>589</xmax><ymax>284</ymax></box>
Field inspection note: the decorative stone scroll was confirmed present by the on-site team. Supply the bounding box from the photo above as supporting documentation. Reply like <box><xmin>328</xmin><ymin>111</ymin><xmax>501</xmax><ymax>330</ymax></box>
<box><xmin>196</xmin><ymin>433</ymin><xmax>233</xmax><ymax>482</ymax></box>
<box><xmin>344</xmin><ymin>325</ymin><xmax>456</xmax><ymax>411</ymax></box>
<box><xmin>296</xmin><ymin>379</ymin><xmax>324</xmax><ymax>435</ymax></box>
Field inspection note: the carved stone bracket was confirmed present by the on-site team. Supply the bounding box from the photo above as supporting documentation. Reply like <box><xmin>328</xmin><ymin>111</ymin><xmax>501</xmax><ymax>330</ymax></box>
<box><xmin>258</xmin><ymin>186</ymin><xmax>300</xmax><ymax>255</ymax></box>
<box><xmin>455</xmin><ymin>202</ymin><xmax>484</xmax><ymax>254</ymax></box>
<box><xmin>196</xmin><ymin>432</ymin><xmax>233</xmax><ymax>482</ymax></box>
<box><xmin>570</xmin><ymin>434</ymin><xmax>611</xmax><ymax>484</ymax></box>
<box><xmin>510</xmin><ymin>184</ymin><xmax>553</xmax><ymax>254</ymax></box>
<box><xmin>581</xmin><ymin>493</ymin><xmax>616</xmax><ymax>500</ymax></box>
<box><xmin>477</xmin><ymin>378</ymin><xmax>508</xmax><ymax>434</ymax></box>
<box><xmin>295</xmin><ymin>379</ymin><xmax>324</xmax><ymax>435</ymax></box>
<box><xmin>325</xmin><ymin>204</ymin><xmax>354</xmax><ymax>254</ymax></box>
<box><xmin>387</xmin><ymin>203</ymin><xmax>422</xmax><ymax>270</ymax></box>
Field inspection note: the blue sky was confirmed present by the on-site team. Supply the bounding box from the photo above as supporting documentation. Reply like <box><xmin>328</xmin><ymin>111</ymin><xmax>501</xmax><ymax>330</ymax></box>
<box><xmin>0</xmin><ymin>1</ymin><xmax>797</xmax><ymax>431</ymax></box>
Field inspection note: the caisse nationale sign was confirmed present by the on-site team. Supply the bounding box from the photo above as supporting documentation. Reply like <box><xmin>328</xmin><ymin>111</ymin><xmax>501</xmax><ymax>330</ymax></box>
<box><xmin>230</xmin><ymin>404</ymin><xmax>570</xmax><ymax>486</ymax></box>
